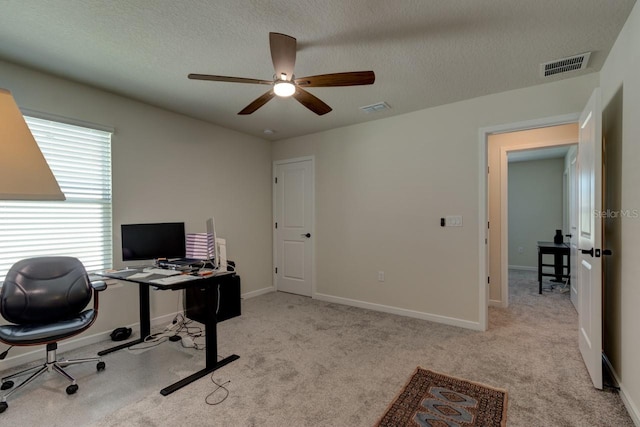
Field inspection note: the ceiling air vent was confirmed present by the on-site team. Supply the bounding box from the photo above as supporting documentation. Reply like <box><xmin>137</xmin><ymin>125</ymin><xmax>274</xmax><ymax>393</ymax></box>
<box><xmin>360</xmin><ymin>102</ymin><xmax>391</xmax><ymax>113</ymax></box>
<box><xmin>541</xmin><ymin>52</ymin><xmax>591</xmax><ymax>78</ymax></box>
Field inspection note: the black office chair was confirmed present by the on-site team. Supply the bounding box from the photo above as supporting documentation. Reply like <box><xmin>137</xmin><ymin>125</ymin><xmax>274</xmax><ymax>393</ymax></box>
<box><xmin>0</xmin><ymin>256</ymin><xmax>107</xmax><ymax>413</ymax></box>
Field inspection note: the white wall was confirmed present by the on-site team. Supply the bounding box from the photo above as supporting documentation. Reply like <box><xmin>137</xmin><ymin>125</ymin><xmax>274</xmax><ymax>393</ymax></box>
<box><xmin>273</xmin><ymin>72</ymin><xmax>598</xmax><ymax>329</ymax></box>
<box><xmin>599</xmin><ymin>1</ymin><xmax>640</xmax><ymax>423</ymax></box>
<box><xmin>0</xmin><ymin>60</ymin><xmax>273</xmax><ymax>365</ymax></box>
<box><xmin>508</xmin><ymin>158</ymin><xmax>564</xmax><ymax>268</ymax></box>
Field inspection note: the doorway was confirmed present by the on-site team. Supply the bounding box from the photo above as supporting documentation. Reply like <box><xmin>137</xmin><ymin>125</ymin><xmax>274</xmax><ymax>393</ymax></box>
<box><xmin>480</xmin><ymin>92</ymin><xmax>606</xmax><ymax>390</ymax></box>
<box><xmin>506</xmin><ymin>146</ymin><xmax>577</xmax><ymax>300</ymax></box>
<box><xmin>487</xmin><ymin>123</ymin><xmax>579</xmax><ymax>308</ymax></box>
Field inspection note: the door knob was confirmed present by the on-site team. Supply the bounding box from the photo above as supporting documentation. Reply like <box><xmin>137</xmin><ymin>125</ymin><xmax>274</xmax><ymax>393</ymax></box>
<box><xmin>301</xmin><ymin>233</ymin><xmax>311</xmax><ymax>238</ymax></box>
<box><xmin>580</xmin><ymin>248</ymin><xmax>594</xmax><ymax>257</ymax></box>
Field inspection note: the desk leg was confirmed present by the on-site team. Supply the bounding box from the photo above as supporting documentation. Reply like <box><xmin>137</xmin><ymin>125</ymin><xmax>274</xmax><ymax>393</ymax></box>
<box><xmin>552</xmin><ymin>253</ymin><xmax>564</xmax><ymax>282</ymax></box>
<box><xmin>159</xmin><ymin>281</ymin><xmax>239</xmax><ymax>396</ymax></box>
<box><xmin>98</xmin><ymin>283</ymin><xmax>151</xmax><ymax>356</ymax></box>
<box><xmin>538</xmin><ymin>249</ymin><xmax>543</xmax><ymax>294</ymax></box>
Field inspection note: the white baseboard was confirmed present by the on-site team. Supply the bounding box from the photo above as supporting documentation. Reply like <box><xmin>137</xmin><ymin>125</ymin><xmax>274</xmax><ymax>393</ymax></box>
<box><xmin>0</xmin><ymin>311</ymin><xmax>181</xmax><ymax>373</ymax></box>
<box><xmin>508</xmin><ymin>265</ymin><xmax>537</xmax><ymax>272</ymax></box>
<box><xmin>313</xmin><ymin>293</ymin><xmax>483</xmax><ymax>331</ymax></box>
<box><xmin>0</xmin><ymin>329</ymin><xmax>115</xmax><ymax>372</ymax></box>
<box><xmin>604</xmin><ymin>355</ymin><xmax>640</xmax><ymax>425</ymax></box>
<box><xmin>0</xmin><ymin>287</ymin><xmax>273</xmax><ymax>372</ymax></box>
<box><xmin>0</xmin><ymin>286</ymin><xmax>275</xmax><ymax>372</ymax></box>
<box><xmin>619</xmin><ymin>384</ymin><xmax>640</xmax><ymax>426</ymax></box>
<box><xmin>242</xmin><ymin>286</ymin><xmax>274</xmax><ymax>299</ymax></box>
<box><xmin>489</xmin><ymin>298</ymin><xmax>507</xmax><ymax>308</ymax></box>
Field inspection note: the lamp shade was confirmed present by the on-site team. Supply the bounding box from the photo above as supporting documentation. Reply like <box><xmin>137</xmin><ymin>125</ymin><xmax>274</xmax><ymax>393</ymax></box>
<box><xmin>0</xmin><ymin>88</ymin><xmax>65</xmax><ymax>200</ymax></box>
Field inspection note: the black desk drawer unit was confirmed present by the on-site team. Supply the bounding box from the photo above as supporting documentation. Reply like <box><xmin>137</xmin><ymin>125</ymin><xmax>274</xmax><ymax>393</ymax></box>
<box><xmin>185</xmin><ymin>274</ymin><xmax>241</xmax><ymax>323</ymax></box>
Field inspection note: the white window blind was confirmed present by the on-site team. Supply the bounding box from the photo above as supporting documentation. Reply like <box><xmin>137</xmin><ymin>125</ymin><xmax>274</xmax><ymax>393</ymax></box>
<box><xmin>0</xmin><ymin>116</ymin><xmax>113</xmax><ymax>280</ymax></box>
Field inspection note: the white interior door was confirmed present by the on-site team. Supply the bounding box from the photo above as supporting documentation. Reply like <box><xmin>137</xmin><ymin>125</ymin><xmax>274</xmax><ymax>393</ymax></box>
<box><xmin>274</xmin><ymin>158</ymin><xmax>313</xmax><ymax>296</ymax></box>
<box><xmin>569</xmin><ymin>151</ymin><xmax>579</xmax><ymax>310</ymax></box>
<box><xmin>577</xmin><ymin>88</ymin><xmax>603</xmax><ymax>390</ymax></box>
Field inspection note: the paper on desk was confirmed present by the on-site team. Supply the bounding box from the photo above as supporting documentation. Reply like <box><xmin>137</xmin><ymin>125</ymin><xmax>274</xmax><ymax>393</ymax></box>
<box><xmin>127</xmin><ymin>272</ymin><xmax>153</xmax><ymax>279</ymax></box>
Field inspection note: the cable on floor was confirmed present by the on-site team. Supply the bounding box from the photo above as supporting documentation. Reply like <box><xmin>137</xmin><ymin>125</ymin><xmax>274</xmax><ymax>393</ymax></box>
<box><xmin>205</xmin><ymin>376</ymin><xmax>230</xmax><ymax>405</ymax></box>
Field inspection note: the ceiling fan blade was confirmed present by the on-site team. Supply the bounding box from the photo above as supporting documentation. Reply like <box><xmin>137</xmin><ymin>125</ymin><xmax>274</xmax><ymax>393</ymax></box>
<box><xmin>295</xmin><ymin>71</ymin><xmax>375</xmax><ymax>87</ymax></box>
<box><xmin>269</xmin><ymin>32</ymin><xmax>296</xmax><ymax>81</ymax></box>
<box><xmin>188</xmin><ymin>74</ymin><xmax>272</xmax><ymax>85</ymax></box>
<box><xmin>238</xmin><ymin>90</ymin><xmax>276</xmax><ymax>115</ymax></box>
<box><xmin>293</xmin><ymin>87</ymin><xmax>332</xmax><ymax>115</ymax></box>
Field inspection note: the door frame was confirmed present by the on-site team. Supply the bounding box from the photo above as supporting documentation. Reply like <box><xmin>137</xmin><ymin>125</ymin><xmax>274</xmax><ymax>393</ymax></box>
<box><xmin>478</xmin><ymin>113</ymin><xmax>580</xmax><ymax>330</ymax></box>
<box><xmin>272</xmin><ymin>156</ymin><xmax>316</xmax><ymax>296</ymax></box>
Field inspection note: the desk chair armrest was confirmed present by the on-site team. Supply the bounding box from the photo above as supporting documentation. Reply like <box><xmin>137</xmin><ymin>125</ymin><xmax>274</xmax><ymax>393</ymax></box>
<box><xmin>90</xmin><ymin>280</ymin><xmax>107</xmax><ymax>312</ymax></box>
<box><xmin>91</xmin><ymin>280</ymin><xmax>107</xmax><ymax>292</ymax></box>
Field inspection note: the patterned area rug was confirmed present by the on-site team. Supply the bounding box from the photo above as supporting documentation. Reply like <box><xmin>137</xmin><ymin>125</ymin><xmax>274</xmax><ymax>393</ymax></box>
<box><xmin>376</xmin><ymin>368</ymin><xmax>508</xmax><ymax>427</ymax></box>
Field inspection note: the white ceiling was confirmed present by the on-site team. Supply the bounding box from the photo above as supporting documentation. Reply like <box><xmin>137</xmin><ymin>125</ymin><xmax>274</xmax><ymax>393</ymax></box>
<box><xmin>508</xmin><ymin>145</ymin><xmax>573</xmax><ymax>163</ymax></box>
<box><xmin>0</xmin><ymin>0</ymin><xmax>635</xmax><ymax>141</ymax></box>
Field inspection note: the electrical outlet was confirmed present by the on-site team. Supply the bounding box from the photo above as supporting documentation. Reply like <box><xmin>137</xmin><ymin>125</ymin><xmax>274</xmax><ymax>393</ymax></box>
<box><xmin>378</xmin><ymin>271</ymin><xmax>385</xmax><ymax>282</ymax></box>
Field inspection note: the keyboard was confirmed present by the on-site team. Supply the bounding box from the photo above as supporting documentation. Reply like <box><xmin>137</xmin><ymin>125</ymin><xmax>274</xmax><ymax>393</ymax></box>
<box><xmin>150</xmin><ymin>274</ymin><xmax>201</xmax><ymax>285</ymax></box>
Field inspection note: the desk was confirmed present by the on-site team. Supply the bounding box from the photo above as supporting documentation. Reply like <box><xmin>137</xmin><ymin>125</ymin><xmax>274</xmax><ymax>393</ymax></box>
<box><xmin>96</xmin><ymin>269</ymin><xmax>239</xmax><ymax>396</ymax></box>
<box><xmin>537</xmin><ymin>241</ymin><xmax>570</xmax><ymax>294</ymax></box>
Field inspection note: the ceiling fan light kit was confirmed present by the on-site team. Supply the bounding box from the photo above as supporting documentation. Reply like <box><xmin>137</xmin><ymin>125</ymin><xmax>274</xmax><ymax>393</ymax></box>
<box><xmin>273</xmin><ymin>80</ymin><xmax>296</xmax><ymax>97</ymax></box>
<box><xmin>188</xmin><ymin>32</ymin><xmax>375</xmax><ymax>115</ymax></box>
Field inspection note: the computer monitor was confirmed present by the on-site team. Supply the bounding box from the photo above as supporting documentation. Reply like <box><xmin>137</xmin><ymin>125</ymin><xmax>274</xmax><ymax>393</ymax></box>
<box><xmin>121</xmin><ymin>222</ymin><xmax>186</xmax><ymax>261</ymax></box>
<box><xmin>206</xmin><ymin>217</ymin><xmax>219</xmax><ymax>269</ymax></box>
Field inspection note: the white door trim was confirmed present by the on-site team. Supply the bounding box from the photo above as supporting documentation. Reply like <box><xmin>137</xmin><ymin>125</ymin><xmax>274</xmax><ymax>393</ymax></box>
<box><xmin>273</xmin><ymin>156</ymin><xmax>316</xmax><ymax>297</ymax></box>
<box><xmin>478</xmin><ymin>113</ymin><xmax>580</xmax><ymax>330</ymax></box>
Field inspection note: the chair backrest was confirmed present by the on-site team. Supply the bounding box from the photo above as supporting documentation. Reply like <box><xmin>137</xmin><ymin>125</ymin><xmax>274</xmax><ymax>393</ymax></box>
<box><xmin>1</xmin><ymin>256</ymin><xmax>92</xmax><ymax>324</ymax></box>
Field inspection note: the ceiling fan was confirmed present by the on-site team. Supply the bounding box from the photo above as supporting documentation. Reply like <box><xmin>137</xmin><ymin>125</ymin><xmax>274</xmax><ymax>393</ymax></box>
<box><xmin>188</xmin><ymin>32</ymin><xmax>375</xmax><ymax>116</ymax></box>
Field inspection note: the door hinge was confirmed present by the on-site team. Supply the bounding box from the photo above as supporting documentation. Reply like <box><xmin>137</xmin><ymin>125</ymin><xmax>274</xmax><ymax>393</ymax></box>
<box><xmin>275</xmin><ymin>267</ymin><xmax>278</xmax><ymax>274</ymax></box>
<box><xmin>487</xmin><ymin>221</ymin><xmax>490</xmax><ymax>229</ymax></box>
<box><xmin>487</xmin><ymin>166</ymin><xmax>490</xmax><ymax>174</ymax></box>
<box><xmin>275</xmin><ymin>222</ymin><xmax>278</xmax><ymax>229</ymax></box>
<box><xmin>274</xmin><ymin>177</ymin><xmax>278</xmax><ymax>184</ymax></box>
<box><xmin>488</xmin><ymin>276</ymin><xmax>490</xmax><ymax>284</ymax></box>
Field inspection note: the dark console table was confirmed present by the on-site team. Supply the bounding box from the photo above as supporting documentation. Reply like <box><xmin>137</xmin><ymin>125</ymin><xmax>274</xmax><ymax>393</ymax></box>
<box><xmin>537</xmin><ymin>241</ymin><xmax>570</xmax><ymax>294</ymax></box>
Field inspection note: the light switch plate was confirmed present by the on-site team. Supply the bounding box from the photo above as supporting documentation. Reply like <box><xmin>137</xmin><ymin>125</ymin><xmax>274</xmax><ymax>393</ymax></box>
<box><xmin>445</xmin><ymin>215</ymin><xmax>463</xmax><ymax>227</ymax></box>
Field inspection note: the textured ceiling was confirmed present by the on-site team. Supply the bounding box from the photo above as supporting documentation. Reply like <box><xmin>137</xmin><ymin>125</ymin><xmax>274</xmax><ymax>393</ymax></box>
<box><xmin>508</xmin><ymin>146</ymin><xmax>572</xmax><ymax>163</ymax></box>
<box><xmin>0</xmin><ymin>0</ymin><xmax>635</xmax><ymax>141</ymax></box>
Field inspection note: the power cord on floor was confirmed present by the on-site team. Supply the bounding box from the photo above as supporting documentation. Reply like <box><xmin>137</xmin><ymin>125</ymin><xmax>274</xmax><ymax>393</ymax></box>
<box><xmin>125</xmin><ymin>312</ymin><xmax>208</xmax><ymax>351</ymax></box>
<box><xmin>128</xmin><ymin>314</ymin><xmax>186</xmax><ymax>351</ymax></box>
<box><xmin>174</xmin><ymin>318</ymin><xmax>206</xmax><ymax>350</ymax></box>
<box><xmin>205</xmin><ymin>376</ymin><xmax>230</xmax><ymax>405</ymax></box>
<box><xmin>205</xmin><ymin>354</ymin><xmax>231</xmax><ymax>405</ymax></box>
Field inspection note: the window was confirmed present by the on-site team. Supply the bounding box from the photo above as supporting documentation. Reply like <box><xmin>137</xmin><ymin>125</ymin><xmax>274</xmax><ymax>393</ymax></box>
<box><xmin>0</xmin><ymin>115</ymin><xmax>113</xmax><ymax>280</ymax></box>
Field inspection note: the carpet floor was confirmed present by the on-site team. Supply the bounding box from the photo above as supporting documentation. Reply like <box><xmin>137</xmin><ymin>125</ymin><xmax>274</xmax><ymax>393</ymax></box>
<box><xmin>0</xmin><ymin>269</ymin><xmax>633</xmax><ymax>426</ymax></box>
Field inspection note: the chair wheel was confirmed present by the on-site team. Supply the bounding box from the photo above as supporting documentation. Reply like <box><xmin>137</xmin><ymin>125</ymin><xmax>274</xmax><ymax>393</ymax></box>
<box><xmin>97</xmin><ymin>361</ymin><xmax>106</xmax><ymax>371</ymax></box>
<box><xmin>0</xmin><ymin>381</ymin><xmax>13</xmax><ymax>390</ymax></box>
<box><xmin>0</xmin><ymin>401</ymin><xmax>7</xmax><ymax>413</ymax></box>
<box><xmin>66</xmin><ymin>384</ymin><xmax>79</xmax><ymax>395</ymax></box>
